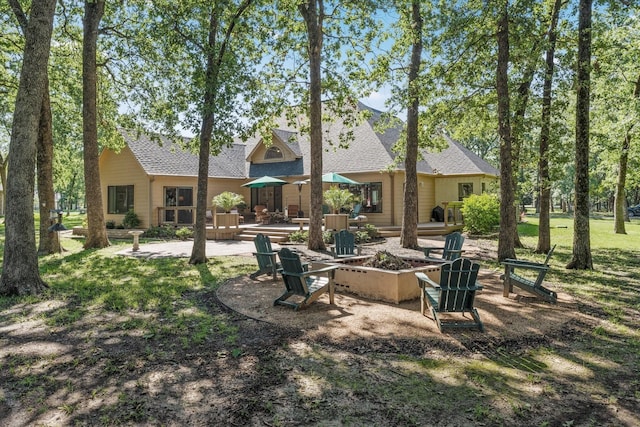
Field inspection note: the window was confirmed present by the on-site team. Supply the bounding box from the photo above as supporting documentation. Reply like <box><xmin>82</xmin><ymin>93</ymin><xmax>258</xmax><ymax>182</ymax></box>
<box><xmin>264</xmin><ymin>146</ymin><xmax>283</xmax><ymax>160</ymax></box>
<box><xmin>359</xmin><ymin>182</ymin><xmax>383</xmax><ymax>213</ymax></box>
<box><xmin>458</xmin><ymin>183</ymin><xmax>473</xmax><ymax>201</ymax></box>
<box><xmin>108</xmin><ymin>185</ymin><xmax>134</xmax><ymax>214</ymax></box>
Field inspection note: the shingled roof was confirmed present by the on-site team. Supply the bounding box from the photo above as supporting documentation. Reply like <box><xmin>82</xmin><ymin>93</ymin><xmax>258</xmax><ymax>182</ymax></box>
<box><xmin>119</xmin><ymin>103</ymin><xmax>498</xmax><ymax>179</ymax></box>
<box><xmin>121</xmin><ymin>130</ymin><xmax>246</xmax><ymax>179</ymax></box>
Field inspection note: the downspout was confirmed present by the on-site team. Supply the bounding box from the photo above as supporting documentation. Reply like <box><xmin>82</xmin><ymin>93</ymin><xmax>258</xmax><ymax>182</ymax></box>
<box><xmin>149</xmin><ymin>175</ymin><xmax>155</xmax><ymax>227</ymax></box>
<box><xmin>389</xmin><ymin>171</ymin><xmax>395</xmax><ymax>226</ymax></box>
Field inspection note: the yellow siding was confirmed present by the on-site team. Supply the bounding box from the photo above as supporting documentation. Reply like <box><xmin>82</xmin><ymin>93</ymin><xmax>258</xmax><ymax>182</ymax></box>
<box><xmin>434</xmin><ymin>175</ymin><xmax>498</xmax><ymax>206</ymax></box>
<box><xmin>99</xmin><ymin>147</ymin><xmax>150</xmax><ymax>227</ymax></box>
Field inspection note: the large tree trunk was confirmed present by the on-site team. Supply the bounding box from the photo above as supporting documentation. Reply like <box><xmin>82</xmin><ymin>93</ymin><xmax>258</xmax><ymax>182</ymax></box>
<box><xmin>300</xmin><ymin>0</ymin><xmax>325</xmax><ymax>251</ymax></box>
<box><xmin>83</xmin><ymin>0</ymin><xmax>110</xmax><ymax>249</ymax></box>
<box><xmin>190</xmin><ymin>8</ymin><xmax>218</xmax><ymax>265</ymax></box>
<box><xmin>189</xmin><ymin>1</ymin><xmax>252</xmax><ymax>264</ymax></box>
<box><xmin>37</xmin><ymin>79</ymin><xmax>60</xmax><ymax>254</ymax></box>
<box><xmin>0</xmin><ymin>0</ymin><xmax>57</xmax><ymax>296</ymax></box>
<box><xmin>613</xmin><ymin>74</ymin><xmax>639</xmax><ymax>233</ymax></box>
<box><xmin>567</xmin><ymin>0</ymin><xmax>593</xmax><ymax>270</ymax></box>
<box><xmin>496</xmin><ymin>4</ymin><xmax>516</xmax><ymax>262</ymax></box>
<box><xmin>400</xmin><ymin>0</ymin><xmax>422</xmax><ymax>249</ymax></box>
<box><xmin>613</xmin><ymin>131</ymin><xmax>631</xmax><ymax>233</ymax></box>
<box><xmin>536</xmin><ymin>0</ymin><xmax>562</xmax><ymax>253</ymax></box>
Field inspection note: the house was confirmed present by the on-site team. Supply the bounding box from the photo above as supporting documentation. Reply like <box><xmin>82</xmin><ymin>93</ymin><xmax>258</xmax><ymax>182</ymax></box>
<box><xmin>98</xmin><ymin>103</ymin><xmax>499</xmax><ymax>229</ymax></box>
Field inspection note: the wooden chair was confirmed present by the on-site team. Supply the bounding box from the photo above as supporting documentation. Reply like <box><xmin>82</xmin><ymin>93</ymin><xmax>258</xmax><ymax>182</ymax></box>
<box><xmin>287</xmin><ymin>205</ymin><xmax>299</xmax><ymax>218</ymax></box>
<box><xmin>423</xmin><ymin>231</ymin><xmax>465</xmax><ymax>261</ymax></box>
<box><xmin>501</xmin><ymin>245</ymin><xmax>557</xmax><ymax>303</ymax></box>
<box><xmin>254</xmin><ymin>205</ymin><xmax>269</xmax><ymax>224</ymax></box>
<box><xmin>250</xmin><ymin>233</ymin><xmax>280</xmax><ymax>280</ymax></box>
<box><xmin>415</xmin><ymin>258</ymin><xmax>484</xmax><ymax>332</ymax></box>
<box><xmin>329</xmin><ymin>229</ymin><xmax>362</xmax><ymax>258</ymax></box>
<box><xmin>274</xmin><ymin>248</ymin><xmax>340</xmax><ymax>311</ymax></box>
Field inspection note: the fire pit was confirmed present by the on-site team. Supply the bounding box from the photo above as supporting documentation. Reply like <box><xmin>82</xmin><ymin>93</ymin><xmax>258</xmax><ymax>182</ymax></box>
<box><xmin>314</xmin><ymin>255</ymin><xmax>443</xmax><ymax>304</ymax></box>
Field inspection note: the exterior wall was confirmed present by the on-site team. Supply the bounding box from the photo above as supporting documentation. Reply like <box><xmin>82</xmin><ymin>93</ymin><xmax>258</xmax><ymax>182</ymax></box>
<box><xmin>433</xmin><ymin>175</ymin><xmax>497</xmax><ymax>207</ymax></box>
<box><xmin>151</xmin><ymin>176</ymin><xmax>246</xmax><ymax>226</ymax></box>
<box><xmin>99</xmin><ymin>147</ymin><xmax>151</xmax><ymax>227</ymax></box>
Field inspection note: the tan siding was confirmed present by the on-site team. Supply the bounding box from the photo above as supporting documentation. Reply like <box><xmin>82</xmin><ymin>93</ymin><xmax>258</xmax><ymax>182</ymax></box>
<box><xmin>434</xmin><ymin>175</ymin><xmax>498</xmax><ymax>206</ymax></box>
<box><xmin>99</xmin><ymin>147</ymin><xmax>150</xmax><ymax>227</ymax></box>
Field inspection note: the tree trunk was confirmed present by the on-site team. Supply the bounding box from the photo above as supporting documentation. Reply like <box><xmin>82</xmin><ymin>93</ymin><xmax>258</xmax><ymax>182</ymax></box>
<box><xmin>0</xmin><ymin>0</ymin><xmax>57</xmax><ymax>296</ymax></box>
<box><xmin>536</xmin><ymin>0</ymin><xmax>562</xmax><ymax>253</ymax></box>
<box><xmin>613</xmin><ymin>74</ymin><xmax>639</xmax><ymax>233</ymax></box>
<box><xmin>83</xmin><ymin>0</ymin><xmax>110</xmax><ymax>249</ymax></box>
<box><xmin>190</xmin><ymin>8</ymin><xmax>219</xmax><ymax>265</ymax></box>
<box><xmin>37</xmin><ymin>79</ymin><xmax>60</xmax><ymax>254</ymax></box>
<box><xmin>400</xmin><ymin>0</ymin><xmax>422</xmax><ymax>249</ymax></box>
<box><xmin>567</xmin><ymin>0</ymin><xmax>593</xmax><ymax>270</ymax></box>
<box><xmin>300</xmin><ymin>0</ymin><xmax>326</xmax><ymax>251</ymax></box>
<box><xmin>496</xmin><ymin>4</ymin><xmax>516</xmax><ymax>262</ymax></box>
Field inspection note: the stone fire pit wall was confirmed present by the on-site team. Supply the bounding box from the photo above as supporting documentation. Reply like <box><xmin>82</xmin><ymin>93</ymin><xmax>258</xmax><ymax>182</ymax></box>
<box><xmin>314</xmin><ymin>256</ymin><xmax>443</xmax><ymax>304</ymax></box>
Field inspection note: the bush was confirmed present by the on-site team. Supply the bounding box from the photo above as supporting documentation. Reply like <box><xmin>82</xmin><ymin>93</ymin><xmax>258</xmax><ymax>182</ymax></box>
<box><xmin>461</xmin><ymin>193</ymin><xmax>500</xmax><ymax>235</ymax></box>
<box><xmin>288</xmin><ymin>230</ymin><xmax>308</xmax><ymax>243</ymax></box>
<box><xmin>322</xmin><ymin>230</ymin><xmax>334</xmax><ymax>244</ymax></box>
<box><xmin>363</xmin><ymin>223</ymin><xmax>379</xmax><ymax>239</ymax></box>
<box><xmin>105</xmin><ymin>220</ymin><xmax>116</xmax><ymax>229</ymax></box>
<box><xmin>354</xmin><ymin>230</ymin><xmax>370</xmax><ymax>244</ymax></box>
<box><xmin>143</xmin><ymin>225</ymin><xmax>176</xmax><ymax>239</ymax></box>
<box><xmin>175</xmin><ymin>227</ymin><xmax>193</xmax><ymax>241</ymax></box>
<box><xmin>122</xmin><ymin>209</ymin><xmax>141</xmax><ymax>229</ymax></box>
<box><xmin>212</xmin><ymin>191</ymin><xmax>244</xmax><ymax>213</ymax></box>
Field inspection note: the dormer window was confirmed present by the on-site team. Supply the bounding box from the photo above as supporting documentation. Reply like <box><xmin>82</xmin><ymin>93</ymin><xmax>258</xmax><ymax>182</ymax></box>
<box><xmin>264</xmin><ymin>146</ymin><xmax>283</xmax><ymax>160</ymax></box>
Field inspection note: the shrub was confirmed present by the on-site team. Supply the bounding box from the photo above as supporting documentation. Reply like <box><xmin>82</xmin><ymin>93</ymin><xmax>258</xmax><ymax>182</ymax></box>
<box><xmin>354</xmin><ymin>230</ymin><xmax>370</xmax><ymax>244</ymax></box>
<box><xmin>323</xmin><ymin>230</ymin><xmax>334</xmax><ymax>244</ymax></box>
<box><xmin>461</xmin><ymin>193</ymin><xmax>500</xmax><ymax>235</ymax></box>
<box><xmin>323</xmin><ymin>186</ymin><xmax>357</xmax><ymax>214</ymax></box>
<box><xmin>212</xmin><ymin>191</ymin><xmax>244</xmax><ymax>213</ymax></box>
<box><xmin>363</xmin><ymin>223</ymin><xmax>379</xmax><ymax>239</ymax></box>
<box><xmin>175</xmin><ymin>227</ymin><xmax>193</xmax><ymax>241</ymax></box>
<box><xmin>143</xmin><ymin>225</ymin><xmax>176</xmax><ymax>239</ymax></box>
<box><xmin>288</xmin><ymin>230</ymin><xmax>308</xmax><ymax>243</ymax></box>
<box><xmin>122</xmin><ymin>209</ymin><xmax>141</xmax><ymax>229</ymax></box>
<box><xmin>105</xmin><ymin>220</ymin><xmax>116</xmax><ymax>229</ymax></box>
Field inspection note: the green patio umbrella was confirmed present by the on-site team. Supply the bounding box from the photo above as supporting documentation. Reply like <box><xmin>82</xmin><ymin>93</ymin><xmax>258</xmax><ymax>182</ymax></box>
<box><xmin>321</xmin><ymin>172</ymin><xmax>360</xmax><ymax>185</ymax></box>
<box><xmin>242</xmin><ymin>176</ymin><xmax>288</xmax><ymax>188</ymax></box>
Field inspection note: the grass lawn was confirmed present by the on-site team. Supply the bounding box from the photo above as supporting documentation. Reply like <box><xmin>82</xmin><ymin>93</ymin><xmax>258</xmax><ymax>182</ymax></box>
<box><xmin>0</xmin><ymin>213</ymin><xmax>638</xmax><ymax>426</ymax></box>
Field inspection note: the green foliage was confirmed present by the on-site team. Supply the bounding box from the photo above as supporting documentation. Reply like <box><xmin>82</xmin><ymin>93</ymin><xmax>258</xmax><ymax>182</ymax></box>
<box><xmin>323</xmin><ymin>231</ymin><xmax>334</xmax><ymax>244</ymax></box>
<box><xmin>143</xmin><ymin>225</ymin><xmax>176</xmax><ymax>239</ymax></box>
<box><xmin>363</xmin><ymin>223</ymin><xmax>379</xmax><ymax>239</ymax></box>
<box><xmin>105</xmin><ymin>220</ymin><xmax>116</xmax><ymax>229</ymax></box>
<box><xmin>211</xmin><ymin>192</ymin><xmax>244</xmax><ymax>213</ymax></box>
<box><xmin>175</xmin><ymin>227</ymin><xmax>193</xmax><ymax>241</ymax></box>
<box><xmin>122</xmin><ymin>210</ymin><xmax>141</xmax><ymax>229</ymax></box>
<box><xmin>461</xmin><ymin>193</ymin><xmax>500</xmax><ymax>235</ymax></box>
<box><xmin>323</xmin><ymin>186</ymin><xmax>356</xmax><ymax>214</ymax></box>
<box><xmin>288</xmin><ymin>230</ymin><xmax>308</xmax><ymax>243</ymax></box>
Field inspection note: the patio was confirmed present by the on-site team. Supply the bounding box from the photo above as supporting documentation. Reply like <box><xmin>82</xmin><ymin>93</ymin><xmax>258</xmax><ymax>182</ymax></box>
<box><xmin>216</xmin><ymin>269</ymin><xmax>577</xmax><ymax>341</ymax></box>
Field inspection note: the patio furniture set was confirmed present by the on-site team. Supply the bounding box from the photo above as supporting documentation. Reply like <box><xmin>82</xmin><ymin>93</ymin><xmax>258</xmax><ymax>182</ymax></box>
<box><xmin>250</xmin><ymin>231</ymin><xmax>557</xmax><ymax>333</ymax></box>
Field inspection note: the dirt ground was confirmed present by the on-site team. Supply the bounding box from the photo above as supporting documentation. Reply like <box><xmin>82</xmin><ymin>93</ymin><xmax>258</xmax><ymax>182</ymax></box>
<box><xmin>216</xmin><ymin>236</ymin><xmax>580</xmax><ymax>343</ymax></box>
<box><xmin>217</xmin><ymin>269</ymin><xmax>578</xmax><ymax>344</ymax></box>
<box><xmin>2</xmin><ymin>236</ymin><xmax>630</xmax><ymax>426</ymax></box>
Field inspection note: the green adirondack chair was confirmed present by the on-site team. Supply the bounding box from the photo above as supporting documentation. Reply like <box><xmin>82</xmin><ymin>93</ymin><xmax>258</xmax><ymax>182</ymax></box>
<box><xmin>250</xmin><ymin>233</ymin><xmax>280</xmax><ymax>280</ymax></box>
<box><xmin>423</xmin><ymin>231</ymin><xmax>465</xmax><ymax>261</ymax></box>
<box><xmin>415</xmin><ymin>258</ymin><xmax>484</xmax><ymax>332</ymax></box>
<box><xmin>274</xmin><ymin>248</ymin><xmax>340</xmax><ymax>311</ymax></box>
<box><xmin>330</xmin><ymin>229</ymin><xmax>362</xmax><ymax>258</ymax></box>
<box><xmin>501</xmin><ymin>245</ymin><xmax>557</xmax><ymax>303</ymax></box>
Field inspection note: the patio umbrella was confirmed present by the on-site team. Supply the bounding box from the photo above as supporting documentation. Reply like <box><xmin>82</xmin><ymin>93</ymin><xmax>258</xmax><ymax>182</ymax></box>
<box><xmin>321</xmin><ymin>172</ymin><xmax>360</xmax><ymax>185</ymax></box>
<box><xmin>242</xmin><ymin>176</ymin><xmax>288</xmax><ymax>188</ymax></box>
